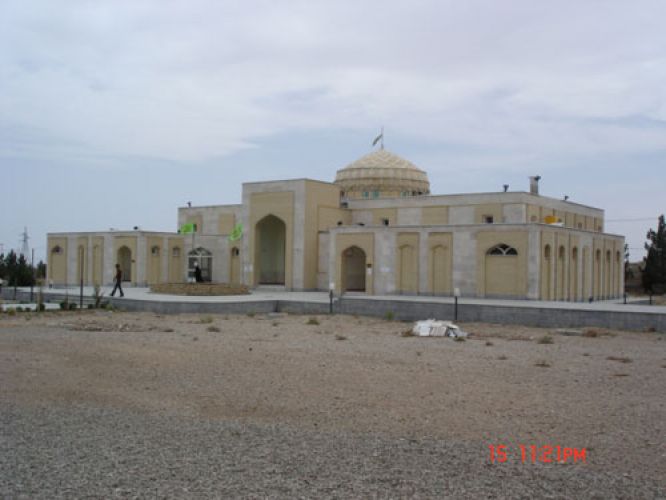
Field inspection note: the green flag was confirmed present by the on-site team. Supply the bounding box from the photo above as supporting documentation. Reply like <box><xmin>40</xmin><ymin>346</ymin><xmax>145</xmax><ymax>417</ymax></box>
<box><xmin>180</xmin><ymin>222</ymin><xmax>197</xmax><ymax>234</ymax></box>
<box><xmin>228</xmin><ymin>223</ymin><xmax>243</xmax><ymax>242</ymax></box>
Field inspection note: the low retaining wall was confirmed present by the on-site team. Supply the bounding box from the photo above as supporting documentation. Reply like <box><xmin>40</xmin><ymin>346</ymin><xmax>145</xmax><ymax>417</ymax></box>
<box><xmin>3</xmin><ymin>288</ymin><xmax>665</xmax><ymax>332</ymax></box>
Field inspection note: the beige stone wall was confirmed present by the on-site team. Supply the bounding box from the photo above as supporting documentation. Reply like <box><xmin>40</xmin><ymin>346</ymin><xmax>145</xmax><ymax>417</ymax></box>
<box><xmin>427</xmin><ymin>232</ymin><xmax>453</xmax><ymax>294</ymax></box>
<box><xmin>422</xmin><ymin>206</ymin><xmax>449</xmax><ymax>225</ymax></box>
<box><xmin>396</xmin><ymin>232</ymin><xmax>419</xmax><ymax>294</ymax></box>
<box><xmin>474</xmin><ymin>204</ymin><xmax>504</xmax><ymax>224</ymax></box>
<box><xmin>304</xmin><ymin>181</ymin><xmax>343</xmax><ymax>290</ymax></box>
<box><xmin>372</xmin><ymin>208</ymin><xmax>397</xmax><ymax>226</ymax></box>
<box><xmin>217</xmin><ymin>214</ymin><xmax>236</xmax><ymax>234</ymax></box>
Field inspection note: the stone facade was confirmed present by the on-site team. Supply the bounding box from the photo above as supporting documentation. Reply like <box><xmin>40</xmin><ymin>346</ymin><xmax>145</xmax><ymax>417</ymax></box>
<box><xmin>47</xmin><ymin>150</ymin><xmax>624</xmax><ymax>300</ymax></box>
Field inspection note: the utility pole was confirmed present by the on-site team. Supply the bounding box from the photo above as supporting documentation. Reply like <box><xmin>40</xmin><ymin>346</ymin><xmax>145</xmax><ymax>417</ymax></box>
<box><xmin>20</xmin><ymin>227</ymin><xmax>29</xmax><ymax>257</ymax></box>
<box><xmin>30</xmin><ymin>248</ymin><xmax>34</xmax><ymax>302</ymax></box>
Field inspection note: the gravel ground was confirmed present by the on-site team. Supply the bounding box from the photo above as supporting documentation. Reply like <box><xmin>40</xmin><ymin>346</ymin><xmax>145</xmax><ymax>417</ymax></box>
<box><xmin>1</xmin><ymin>311</ymin><xmax>665</xmax><ymax>498</ymax></box>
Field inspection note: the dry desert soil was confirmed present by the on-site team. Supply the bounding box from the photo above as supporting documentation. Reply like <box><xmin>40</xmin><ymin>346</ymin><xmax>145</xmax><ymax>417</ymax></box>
<box><xmin>1</xmin><ymin>310</ymin><xmax>665</xmax><ymax>498</ymax></box>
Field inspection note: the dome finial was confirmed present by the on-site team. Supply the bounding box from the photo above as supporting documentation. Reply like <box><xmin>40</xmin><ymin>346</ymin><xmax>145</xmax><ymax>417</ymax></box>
<box><xmin>371</xmin><ymin>126</ymin><xmax>384</xmax><ymax>150</ymax></box>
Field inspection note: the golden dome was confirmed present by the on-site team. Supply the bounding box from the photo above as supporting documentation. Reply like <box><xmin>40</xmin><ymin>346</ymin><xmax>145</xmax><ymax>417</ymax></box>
<box><xmin>334</xmin><ymin>149</ymin><xmax>430</xmax><ymax>199</ymax></box>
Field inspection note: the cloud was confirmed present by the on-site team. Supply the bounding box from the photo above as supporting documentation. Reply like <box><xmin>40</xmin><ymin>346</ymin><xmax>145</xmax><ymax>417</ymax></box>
<box><xmin>2</xmin><ymin>0</ymin><xmax>666</xmax><ymax>165</ymax></box>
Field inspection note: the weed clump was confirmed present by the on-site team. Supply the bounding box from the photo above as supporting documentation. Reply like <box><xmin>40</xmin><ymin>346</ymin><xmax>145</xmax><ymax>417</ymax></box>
<box><xmin>207</xmin><ymin>326</ymin><xmax>221</xmax><ymax>333</ymax></box>
<box><xmin>537</xmin><ymin>335</ymin><xmax>554</xmax><ymax>344</ymax></box>
<box><xmin>307</xmin><ymin>317</ymin><xmax>320</xmax><ymax>325</ymax></box>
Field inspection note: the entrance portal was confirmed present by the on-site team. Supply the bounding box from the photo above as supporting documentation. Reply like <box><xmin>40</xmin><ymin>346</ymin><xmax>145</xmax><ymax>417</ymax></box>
<box><xmin>255</xmin><ymin>215</ymin><xmax>286</xmax><ymax>285</ymax></box>
<box><xmin>118</xmin><ymin>246</ymin><xmax>132</xmax><ymax>282</ymax></box>
<box><xmin>342</xmin><ymin>246</ymin><xmax>366</xmax><ymax>292</ymax></box>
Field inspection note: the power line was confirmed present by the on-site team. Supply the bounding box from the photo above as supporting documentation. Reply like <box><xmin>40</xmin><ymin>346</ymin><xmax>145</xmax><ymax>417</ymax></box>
<box><xmin>606</xmin><ymin>217</ymin><xmax>658</xmax><ymax>222</ymax></box>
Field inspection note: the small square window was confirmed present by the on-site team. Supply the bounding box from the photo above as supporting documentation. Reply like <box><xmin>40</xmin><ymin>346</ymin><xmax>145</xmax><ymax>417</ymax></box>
<box><xmin>362</xmin><ymin>191</ymin><xmax>369</xmax><ymax>198</ymax></box>
<box><xmin>381</xmin><ymin>218</ymin><xmax>389</xmax><ymax>226</ymax></box>
<box><xmin>372</xmin><ymin>191</ymin><xmax>380</xmax><ymax>198</ymax></box>
<box><xmin>484</xmin><ymin>215</ymin><xmax>494</xmax><ymax>224</ymax></box>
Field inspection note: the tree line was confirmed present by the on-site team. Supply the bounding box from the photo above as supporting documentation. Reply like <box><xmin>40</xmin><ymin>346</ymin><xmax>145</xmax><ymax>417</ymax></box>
<box><xmin>0</xmin><ymin>251</ymin><xmax>46</xmax><ymax>287</ymax></box>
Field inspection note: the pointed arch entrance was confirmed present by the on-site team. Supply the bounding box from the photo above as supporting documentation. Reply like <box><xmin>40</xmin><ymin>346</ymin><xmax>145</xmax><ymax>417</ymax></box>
<box><xmin>255</xmin><ymin>215</ymin><xmax>286</xmax><ymax>285</ymax></box>
<box><xmin>342</xmin><ymin>246</ymin><xmax>366</xmax><ymax>292</ymax></box>
<box><xmin>117</xmin><ymin>246</ymin><xmax>132</xmax><ymax>282</ymax></box>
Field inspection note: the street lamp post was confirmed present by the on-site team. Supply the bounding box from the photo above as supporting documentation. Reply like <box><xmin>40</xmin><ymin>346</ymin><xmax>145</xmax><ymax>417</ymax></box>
<box><xmin>454</xmin><ymin>287</ymin><xmax>460</xmax><ymax>322</ymax></box>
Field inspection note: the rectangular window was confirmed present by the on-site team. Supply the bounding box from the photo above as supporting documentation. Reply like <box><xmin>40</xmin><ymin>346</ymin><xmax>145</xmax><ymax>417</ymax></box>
<box><xmin>484</xmin><ymin>215</ymin><xmax>494</xmax><ymax>224</ymax></box>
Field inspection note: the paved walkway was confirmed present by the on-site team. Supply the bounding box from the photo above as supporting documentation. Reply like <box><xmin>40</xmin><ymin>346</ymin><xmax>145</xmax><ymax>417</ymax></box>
<box><xmin>12</xmin><ymin>285</ymin><xmax>666</xmax><ymax>314</ymax></box>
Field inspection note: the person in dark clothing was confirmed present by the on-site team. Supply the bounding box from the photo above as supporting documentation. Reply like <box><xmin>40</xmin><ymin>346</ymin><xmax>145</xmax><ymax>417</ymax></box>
<box><xmin>194</xmin><ymin>262</ymin><xmax>203</xmax><ymax>283</ymax></box>
<box><xmin>110</xmin><ymin>264</ymin><xmax>124</xmax><ymax>297</ymax></box>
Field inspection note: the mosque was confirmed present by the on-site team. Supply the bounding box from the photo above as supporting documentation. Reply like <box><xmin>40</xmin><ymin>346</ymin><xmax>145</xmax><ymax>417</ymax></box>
<box><xmin>47</xmin><ymin>148</ymin><xmax>625</xmax><ymax>301</ymax></box>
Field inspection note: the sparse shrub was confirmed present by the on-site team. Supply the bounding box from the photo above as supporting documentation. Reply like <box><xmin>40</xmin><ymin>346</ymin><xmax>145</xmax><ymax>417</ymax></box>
<box><xmin>535</xmin><ymin>360</ymin><xmax>551</xmax><ymax>368</ymax></box>
<box><xmin>453</xmin><ymin>336</ymin><xmax>466</xmax><ymax>342</ymax></box>
<box><xmin>612</xmin><ymin>373</ymin><xmax>629</xmax><ymax>377</ymax></box>
<box><xmin>401</xmin><ymin>329</ymin><xmax>414</xmax><ymax>337</ymax></box>
<box><xmin>69</xmin><ymin>303</ymin><xmax>77</xmax><ymax>310</ymax></box>
<box><xmin>537</xmin><ymin>335</ymin><xmax>554</xmax><ymax>344</ymax></box>
<box><xmin>272</xmin><ymin>321</ymin><xmax>279</xmax><ymax>327</ymax></box>
<box><xmin>87</xmin><ymin>304</ymin><xmax>94</xmax><ymax>309</ymax></box>
<box><xmin>162</xmin><ymin>328</ymin><xmax>174</xmax><ymax>333</ymax></box>
<box><xmin>92</xmin><ymin>285</ymin><xmax>104</xmax><ymax>308</ymax></box>
<box><xmin>582</xmin><ymin>329</ymin><xmax>599</xmax><ymax>338</ymax></box>
<box><xmin>485</xmin><ymin>341</ymin><xmax>493</xmax><ymax>346</ymax></box>
<box><xmin>200</xmin><ymin>316</ymin><xmax>214</xmax><ymax>324</ymax></box>
<box><xmin>606</xmin><ymin>356</ymin><xmax>632</xmax><ymax>364</ymax></box>
<box><xmin>335</xmin><ymin>334</ymin><xmax>347</xmax><ymax>341</ymax></box>
<box><xmin>192</xmin><ymin>336</ymin><xmax>199</xmax><ymax>341</ymax></box>
<box><xmin>16</xmin><ymin>306</ymin><xmax>24</xmax><ymax>312</ymax></box>
<box><xmin>59</xmin><ymin>300</ymin><xmax>68</xmax><ymax>310</ymax></box>
<box><xmin>384</xmin><ymin>311</ymin><xmax>395</xmax><ymax>321</ymax></box>
<box><xmin>6</xmin><ymin>308</ymin><xmax>16</xmax><ymax>316</ymax></box>
<box><xmin>37</xmin><ymin>303</ymin><xmax>45</xmax><ymax>312</ymax></box>
<box><xmin>307</xmin><ymin>317</ymin><xmax>320</xmax><ymax>325</ymax></box>
<box><xmin>207</xmin><ymin>326</ymin><xmax>221</xmax><ymax>333</ymax></box>
<box><xmin>246</xmin><ymin>312</ymin><xmax>255</xmax><ymax>318</ymax></box>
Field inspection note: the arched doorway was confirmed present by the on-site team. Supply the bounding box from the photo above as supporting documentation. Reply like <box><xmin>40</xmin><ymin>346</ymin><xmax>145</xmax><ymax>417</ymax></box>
<box><xmin>557</xmin><ymin>245</ymin><xmax>566</xmax><ymax>300</ymax></box>
<box><xmin>148</xmin><ymin>245</ymin><xmax>161</xmax><ymax>285</ymax></box>
<box><xmin>542</xmin><ymin>245</ymin><xmax>552</xmax><ymax>300</ymax></box>
<box><xmin>118</xmin><ymin>246</ymin><xmax>132</xmax><ymax>282</ymax></box>
<box><xmin>430</xmin><ymin>245</ymin><xmax>450</xmax><ymax>295</ymax></box>
<box><xmin>230</xmin><ymin>247</ymin><xmax>241</xmax><ymax>284</ymax></box>
<box><xmin>255</xmin><ymin>215</ymin><xmax>286</xmax><ymax>285</ymax></box>
<box><xmin>397</xmin><ymin>244</ymin><xmax>417</xmax><ymax>294</ymax></box>
<box><xmin>49</xmin><ymin>245</ymin><xmax>66</xmax><ymax>284</ymax></box>
<box><xmin>570</xmin><ymin>247</ymin><xmax>579</xmax><ymax>301</ymax></box>
<box><xmin>485</xmin><ymin>243</ymin><xmax>520</xmax><ymax>297</ymax></box>
<box><xmin>342</xmin><ymin>246</ymin><xmax>366</xmax><ymax>292</ymax></box>
<box><xmin>189</xmin><ymin>247</ymin><xmax>212</xmax><ymax>282</ymax></box>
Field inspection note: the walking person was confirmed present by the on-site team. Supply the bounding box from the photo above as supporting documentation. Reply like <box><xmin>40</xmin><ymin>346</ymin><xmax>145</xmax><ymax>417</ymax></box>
<box><xmin>110</xmin><ymin>264</ymin><xmax>124</xmax><ymax>297</ymax></box>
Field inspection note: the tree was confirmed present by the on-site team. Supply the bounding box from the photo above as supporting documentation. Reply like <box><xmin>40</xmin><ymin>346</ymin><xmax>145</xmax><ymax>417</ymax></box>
<box><xmin>643</xmin><ymin>215</ymin><xmax>666</xmax><ymax>293</ymax></box>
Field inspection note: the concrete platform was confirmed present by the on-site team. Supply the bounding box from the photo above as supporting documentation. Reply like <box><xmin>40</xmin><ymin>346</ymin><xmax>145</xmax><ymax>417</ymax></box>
<box><xmin>3</xmin><ymin>286</ymin><xmax>665</xmax><ymax>332</ymax></box>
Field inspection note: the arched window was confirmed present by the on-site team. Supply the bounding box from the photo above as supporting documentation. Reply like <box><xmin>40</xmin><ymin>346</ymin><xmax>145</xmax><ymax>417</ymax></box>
<box><xmin>188</xmin><ymin>247</ymin><xmax>212</xmax><ymax>282</ymax></box>
<box><xmin>172</xmin><ymin>247</ymin><xmax>181</xmax><ymax>258</ymax></box>
<box><xmin>51</xmin><ymin>245</ymin><xmax>62</xmax><ymax>254</ymax></box>
<box><xmin>151</xmin><ymin>245</ymin><xmax>160</xmax><ymax>256</ymax></box>
<box><xmin>487</xmin><ymin>244</ymin><xmax>518</xmax><ymax>256</ymax></box>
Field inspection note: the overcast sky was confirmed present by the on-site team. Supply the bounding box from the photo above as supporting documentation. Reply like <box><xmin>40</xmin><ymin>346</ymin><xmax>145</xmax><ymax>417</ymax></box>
<box><xmin>1</xmin><ymin>0</ymin><xmax>664</xmax><ymax>262</ymax></box>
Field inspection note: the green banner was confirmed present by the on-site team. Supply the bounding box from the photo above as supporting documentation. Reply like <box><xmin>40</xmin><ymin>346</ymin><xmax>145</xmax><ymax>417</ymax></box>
<box><xmin>228</xmin><ymin>223</ymin><xmax>243</xmax><ymax>242</ymax></box>
<box><xmin>180</xmin><ymin>222</ymin><xmax>197</xmax><ymax>234</ymax></box>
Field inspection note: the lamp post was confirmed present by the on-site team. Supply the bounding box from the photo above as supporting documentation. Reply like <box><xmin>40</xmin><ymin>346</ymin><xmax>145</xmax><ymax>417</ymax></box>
<box><xmin>329</xmin><ymin>282</ymin><xmax>335</xmax><ymax>314</ymax></box>
<box><xmin>454</xmin><ymin>287</ymin><xmax>460</xmax><ymax>322</ymax></box>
